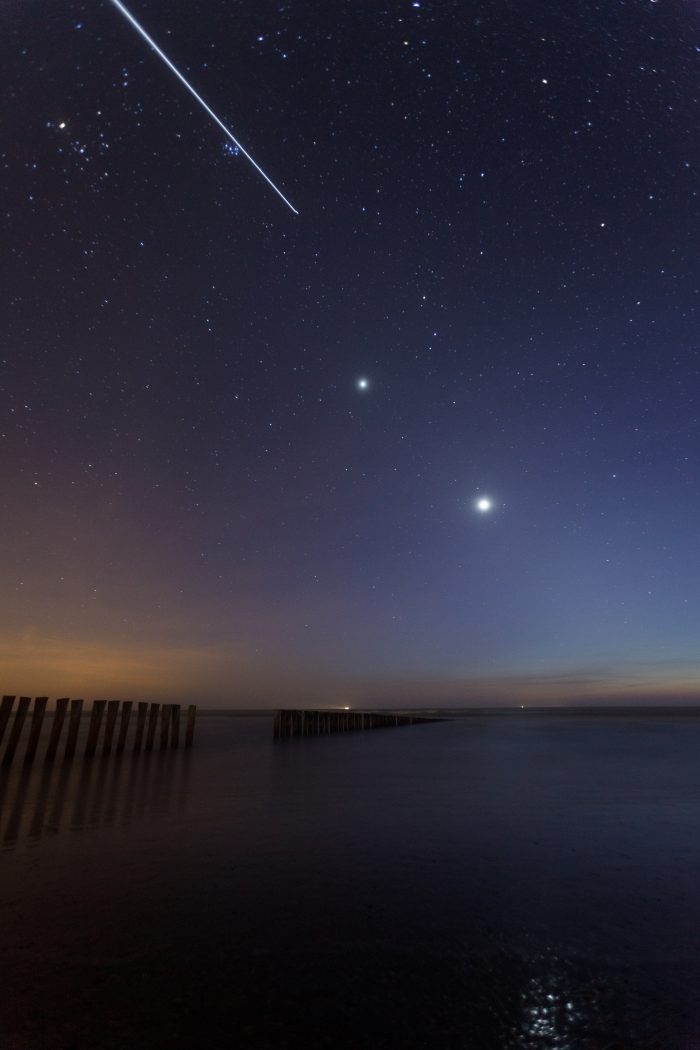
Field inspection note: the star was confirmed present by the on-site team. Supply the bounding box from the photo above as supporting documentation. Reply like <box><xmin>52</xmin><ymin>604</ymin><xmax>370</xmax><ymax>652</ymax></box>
<box><xmin>475</xmin><ymin>497</ymin><xmax>493</xmax><ymax>513</ymax></box>
<box><xmin>357</xmin><ymin>377</ymin><xmax>370</xmax><ymax>390</ymax></box>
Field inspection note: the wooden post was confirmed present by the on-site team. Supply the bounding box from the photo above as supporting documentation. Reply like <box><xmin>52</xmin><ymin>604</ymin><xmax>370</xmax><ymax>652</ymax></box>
<box><xmin>145</xmin><ymin>704</ymin><xmax>160</xmax><ymax>751</ymax></box>
<box><xmin>185</xmin><ymin>705</ymin><xmax>196</xmax><ymax>747</ymax></box>
<box><xmin>159</xmin><ymin>704</ymin><xmax>170</xmax><ymax>749</ymax></box>
<box><xmin>2</xmin><ymin>697</ymin><xmax>31</xmax><ymax>768</ymax></box>
<box><xmin>85</xmin><ymin>700</ymin><xmax>106</xmax><ymax>757</ymax></box>
<box><xmin>0</xmin><ymin>696</ymin><xmax>15</xmax><ymax>748</ymax></box>
<box><xmin>23</xmin><ymin>697</ymin><xmax>48</xmax><ymax>764</ymax></box>
<box><xmin>45</xmin><ymin>698</ymin><xmax>69</xmax><ymax>763</ymax></box>
<box><xmin>170</xmin><ymin>704</ymin><xmax>180</xmax><ymax>748</ymax></box>
<box><xmin>101</xmin><ymin>700</ymin><xmax>120</xmax><ymax>756</ymax></box>
<box><xmin>64</xmin><ymin>699</ymin><xmax>83</xmax><ymax>759</ymax></box>
<box><xmin>116</xmin><ymin>701</ymin><xmax>132</xmax><ymax>754</ymax></box>
<box><xmin>133</xmin><ymin>702</ymin><xmax>148</xmax><ymax>752</ymax></box>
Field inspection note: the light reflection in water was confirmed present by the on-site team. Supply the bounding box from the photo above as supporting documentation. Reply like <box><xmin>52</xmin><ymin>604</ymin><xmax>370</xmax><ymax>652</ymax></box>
<box><xmin>494</xmin><ymin>949</ymin><xmax>617</xmax><ymax>1049</ymax></box>
<box><xmin>519</xmin><ymin>969</ymin><xmax>583</xmax><ymax>1048</ymax></box>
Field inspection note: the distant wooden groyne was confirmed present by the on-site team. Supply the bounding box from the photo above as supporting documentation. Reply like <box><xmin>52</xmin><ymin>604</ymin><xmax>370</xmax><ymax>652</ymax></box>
<box><xmin>273</xmin><ymin>709</ymin><xmax>441</xmax><ymax>739</ymax></box>
<box><xmin>0</xmin><ymin>696</ymin><xmax>196</xmax><ymax>768</ymax></box>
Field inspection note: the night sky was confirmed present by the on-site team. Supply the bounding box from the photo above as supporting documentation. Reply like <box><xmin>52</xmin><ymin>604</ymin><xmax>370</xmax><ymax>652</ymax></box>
<box><xmin>3</xmin><ymin>0</ymin><xmax>699</xmax><ymax>707</ymax></box>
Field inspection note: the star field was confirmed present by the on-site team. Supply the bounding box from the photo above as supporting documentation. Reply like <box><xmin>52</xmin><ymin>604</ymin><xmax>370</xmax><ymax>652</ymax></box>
<box><xmin>2</xmin><ymin>0</ymin><xmax>699</xmax><ymax>706</ymax></box>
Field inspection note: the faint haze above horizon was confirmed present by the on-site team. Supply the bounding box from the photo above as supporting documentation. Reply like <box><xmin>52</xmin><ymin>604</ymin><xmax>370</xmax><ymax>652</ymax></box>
<box><xmin>4</xmin><ymin>631</ymin><xmax>700</xmax><ymax>709</ymax></box>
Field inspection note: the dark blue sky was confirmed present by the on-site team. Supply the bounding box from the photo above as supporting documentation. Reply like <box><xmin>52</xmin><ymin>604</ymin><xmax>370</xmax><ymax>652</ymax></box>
<box><xmin>2</xmin><ymin>0</ymin><xmax>699</xmax><ymax>705</ymax></box>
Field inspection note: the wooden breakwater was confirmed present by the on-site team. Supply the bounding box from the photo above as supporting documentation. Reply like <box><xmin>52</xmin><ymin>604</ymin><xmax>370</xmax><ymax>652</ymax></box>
<box><xmin>0</xmin><ymin>696</ymin><xmax>196</xmax><ymax>768</ymax></box>
<box><xmin>273</xmin><ymin>709</ymin><xmax>441</xmax><ymax>739</ymax></box>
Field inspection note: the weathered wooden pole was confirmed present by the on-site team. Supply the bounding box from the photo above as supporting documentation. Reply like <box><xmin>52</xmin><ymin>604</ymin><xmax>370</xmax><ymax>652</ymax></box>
<box><xmin>159</xmin><ymin>704</ymin><xmax>170</xmax><ymax>750</ymax></box>
<box><xmin>85</xmin><ymin>700</ymin><xmax>106</xmax><ymax>757</ymax></box>
<box><xmin>23</xmin><ymin>697</ymin><xmax>48</xmax><ymax>764</ymax></box>
<box><xmin>116</xmin><ymin>701</ymin><xmax>133</xmax><ymax>754</ymax></box>
<box><xmin>2</xmin><ymin>697</ymin><xmax>31</xmax><ymax>768</ymax></box>
<box><xmin>145</xmin><ymin>703</ymin><xmax>160</xmax><ymax>751</ymax></box>
<box><xmin>44</xmin><ymin>698</ymin><xmax>69</xmax><ymax>763</ymax></box>
<box><xmin>170</xmin><ymin>704</ymin><xmax>180</xmax><ymax>748</ymax></box>
<box><xmin>0</xmin><ymin>696</ymin><xmax>15</xmax><ymax>748</ymax></box>
<box><xmin>101</xmin><ymin>700</ymin><xmax>120</xmax><ymax>756</ymax></box>
<box><xmin>99</xmin><ymin>697</ymin><xmax>119</xmax><ymax>755</ymax></box>
<box><xmin>133</xmin><ymin>702</ymin><xmax>149</xmax><ymax>752</ymax></box>
<box><xmin>64</xmin><ymin>699</ymin><xmax>83</xmax><ymax>759</ymax></box>
<box><xmin>185</xmin><ymin>705</ymin><xmax>196</xmax><ymax>747</ymax></box>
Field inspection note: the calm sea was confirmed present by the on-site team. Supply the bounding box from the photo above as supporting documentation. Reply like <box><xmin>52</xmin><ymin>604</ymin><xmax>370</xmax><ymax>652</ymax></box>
<box><xmin>2</xmin><ymin>712</ymin><xmax>700</xmax><ymax>1048</ymax></box>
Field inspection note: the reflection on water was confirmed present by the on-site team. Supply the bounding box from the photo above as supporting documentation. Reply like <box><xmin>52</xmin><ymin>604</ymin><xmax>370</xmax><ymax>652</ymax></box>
<box><xmin>505</xmin><ymin>953</ymin><xmax>608</xmax><ymax>1050</ymax></box>
<box><xmin>0</xmin><ymin>749</ymin><xmax>191</xmax><ymax>847</ymax></box>
<box><xmin>518</xmin><ymin>968</ymin><xmax>583</xmax><ymax>1048</ymax></box>
<box><xmin>210</xmin><ymin>942</ymin><xmax>654</xmax><ymax>1050</ymax></box>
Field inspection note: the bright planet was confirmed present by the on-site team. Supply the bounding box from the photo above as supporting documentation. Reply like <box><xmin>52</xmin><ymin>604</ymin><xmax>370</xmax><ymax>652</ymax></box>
<box><xmin>476</xmin><ymin>497</ymin><xmax>493</xmax><ymax>512</ymax></box>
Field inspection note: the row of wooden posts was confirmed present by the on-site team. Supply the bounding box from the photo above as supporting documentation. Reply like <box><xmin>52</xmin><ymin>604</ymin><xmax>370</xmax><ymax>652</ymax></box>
<box><xmin>273</xmin><ymin>708</ymin><xmax>439</xmax><ymax>739</ymax></box>
<box><xmin>0</xmin><ymin>697</ymin><xmax>196</xmax><ymax>768</ymax></box>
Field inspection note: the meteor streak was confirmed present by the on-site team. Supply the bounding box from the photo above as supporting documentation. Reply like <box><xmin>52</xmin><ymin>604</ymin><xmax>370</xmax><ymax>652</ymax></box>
<box><xmin>108</xmin><ymin>0</ymin><xmax>299</xmax><ymax>215</ymax></box>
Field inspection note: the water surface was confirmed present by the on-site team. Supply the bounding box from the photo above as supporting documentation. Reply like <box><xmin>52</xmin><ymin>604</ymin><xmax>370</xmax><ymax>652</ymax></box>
<box><xmin>2</xmin><ymin>713</ymin><xmax>699</xmax><ymax>1048</ymax></box>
